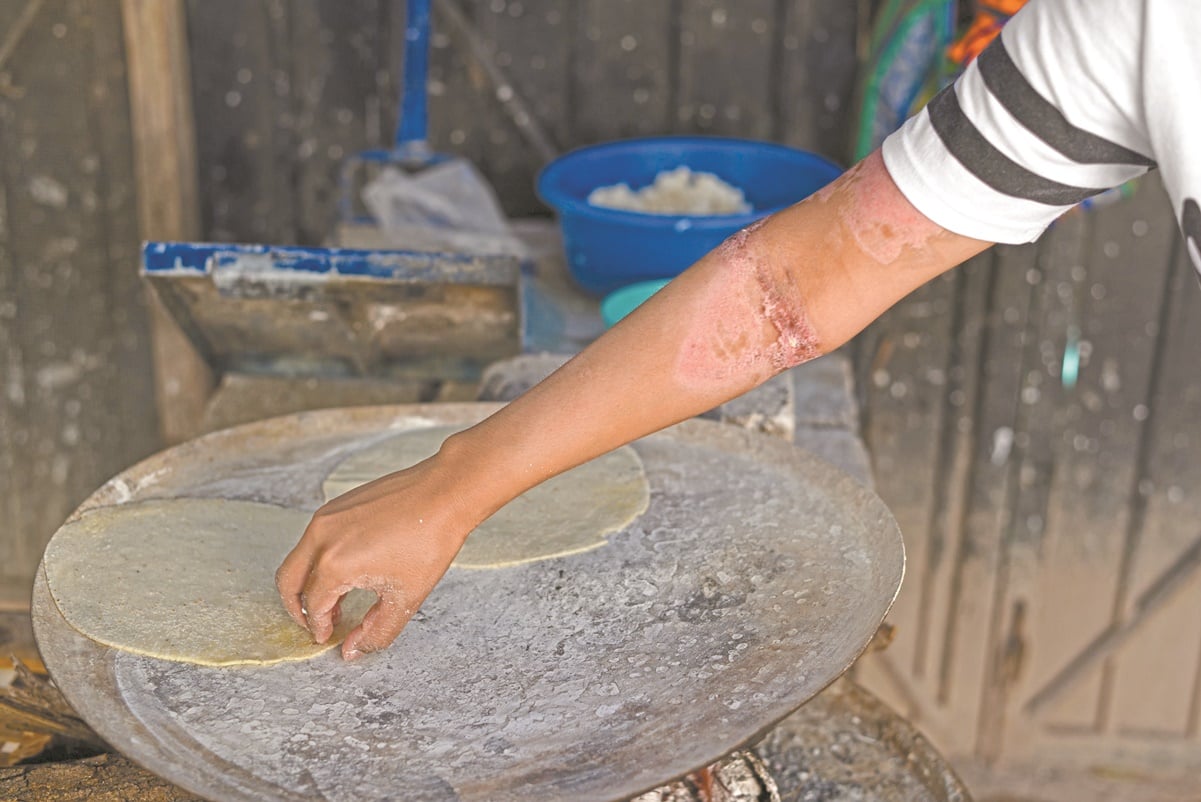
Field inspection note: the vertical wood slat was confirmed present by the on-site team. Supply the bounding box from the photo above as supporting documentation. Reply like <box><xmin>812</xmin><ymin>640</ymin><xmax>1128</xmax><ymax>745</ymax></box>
<box><xmin>675</xmin><ymin>0</ymin><xmax>775</xmax><ymax>139</ymax></box>
<box><xmin>777</xmin><ymin>0</ymin><xmax>860</xmax><ymax>163</ymax></box>
<box><xmin>974</xmin><ymin>219</ymin><xmax>1089</xmax><ymax>759</ymax></box>
<box><xmin>476</xmin><ymin>0</ymin><xmax>573</xmax><ymax>149</ymax></box>
<box><xmin>942</xmin><ymin>243</ymin><xmax>1040</xmax><ymax>752</ymax></box>
<box><xmin>94</xmin><ymin>0</ymin><xmax>158</xmax><ymax>465</ymax></box>
<box><xmin>1090</xmin><ymin>180</ymin><xmax>1180</xmax><ymax>735</ymax></box>
<box><xmin>1</xmin><ymin>0</ymin><xmax>84</xmax><ymax>579</ymax></box>
<box><xmin>424</xmin><ymin>1</ymin><xmax>491</xmax><ymax>189</ymax></box>
<box><xmin>121</xmin><ymin>0</ymin><xmax>210</xmax><ymax>445</ymax></box>
<box><xmin>0</xmin><ymin>0</ymin><xmax>158</xmax><ymax>588</ymax></box>
<box><xmin>917</xmin><ymin>255</ymin><xmax>993</xmax><ymax>715</ymax></box>
<box><xmin>873</xmin><ymin>253</ymin><xmax>996</xmax><ymax>745</ymax></box>
<box><xmin>1109</xmin><ymin>247</ymin><xmax>1201</xmax><ymax>737</ymax></box>
<box><xmin>5</xmin><ymin>0</ymin><xmax>104</xmax><ymax>575</ymax></box>
<box><xmin>474</xmin><ymin>0</ymin><xmax>573</xmax><ymax>215</ymax></box>
<box><xmin>979</xmin><ymin>211</ymin><xmax>1089</xmax><ymax>760</ymax></box>
<box><xmin>572</xmin><ymin>0</ymin><xmax>675</xmax><ymax>143</ymax></box>
<box><xmin>0</xmin><ymin>2</ymin><xmax>22</xmax><ymax>591</ymax></box>
<box><xmin>185</xmin><ymin>0</ymin><xmax>296</xmax><ymax>244</ymax></box>
<box><xmin>288</xmin><ymin>0</ymin><xmax>390</xmax><ymax>244</ymax></box>
<box><xmin>1022</xmin><ymin>181</ymin><xmax>1175</xmax><ymax>736</ymax></box>
<box><xmin>852</xmin><ymin>270</ymin><xmax>961</xmax><ymax>731</ymax></box>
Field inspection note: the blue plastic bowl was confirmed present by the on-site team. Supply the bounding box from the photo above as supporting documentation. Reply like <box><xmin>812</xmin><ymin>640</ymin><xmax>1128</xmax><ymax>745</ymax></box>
<box><xmin>537</xmin><ymin>136</ymin><xmax>843</xmax><ymax>295</ymax></box>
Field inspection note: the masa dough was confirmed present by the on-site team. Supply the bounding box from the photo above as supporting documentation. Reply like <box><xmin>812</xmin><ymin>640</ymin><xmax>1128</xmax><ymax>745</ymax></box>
<box><xmin>43</xmin><ymin>498</ymin><xmax>373</xmax><ymax>666</ymax></box>
<box><xmin>324</xmin><ymin>426</ymin><xmax>650</xmax><ymax>569</ymax></box>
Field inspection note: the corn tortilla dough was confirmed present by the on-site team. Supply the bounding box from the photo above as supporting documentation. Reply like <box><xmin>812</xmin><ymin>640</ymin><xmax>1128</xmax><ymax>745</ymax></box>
<box><xmin>42</xmin><ymin>498</ymin><xmax>374</xmax><ymax>667</ymax></box>
<box><xmin>324</xmin><ymin>426</ymin><xmax>650</xmax><ymax>569</ymax></box>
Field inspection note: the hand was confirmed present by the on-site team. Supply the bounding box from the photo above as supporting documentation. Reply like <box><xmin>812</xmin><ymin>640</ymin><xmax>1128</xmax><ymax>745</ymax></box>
<box><xmin>275</xmin><ymin>453</ymin><xmax>477</xmax><ymax>660</ymax></box>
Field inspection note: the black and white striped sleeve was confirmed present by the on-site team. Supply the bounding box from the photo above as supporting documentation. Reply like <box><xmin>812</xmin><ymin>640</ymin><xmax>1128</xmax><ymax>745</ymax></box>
<box><xmin>882</xmin><ymin>0</ymin><xmax>1156</xmax><ymax>244</ymax></box>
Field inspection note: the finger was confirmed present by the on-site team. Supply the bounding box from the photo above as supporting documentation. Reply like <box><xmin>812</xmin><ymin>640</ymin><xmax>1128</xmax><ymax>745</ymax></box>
<box><xmin>301</xmin><ymin>577</ymin><xmax>352</xmax><ymax>644</ymax></box>
<box><xmin>341</xmin><ymin>593</ymin><xmax>416</xmax><ymax>661</ymax></box>
<box><xmin>274</xmin><ymin>548</ymin><xmax>313</xmax><ymax>630</ymax></box>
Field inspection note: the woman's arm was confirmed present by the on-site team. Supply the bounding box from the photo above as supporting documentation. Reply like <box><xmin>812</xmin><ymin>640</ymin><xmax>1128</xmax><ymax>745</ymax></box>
<box><xmin>274</xmin><ymin>149</ymin><xmax>992</xmax><ymax>660</ymax></box>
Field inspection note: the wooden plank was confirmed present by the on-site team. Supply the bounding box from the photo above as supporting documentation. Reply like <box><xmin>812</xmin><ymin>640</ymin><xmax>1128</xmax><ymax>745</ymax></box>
<box><xmin>854</xmin><ymin>251</ymin><xmax>1009</xmax><ymax>756</ymax></box>
<box><xmin>122</xmin><ymin>1</ymin><xmax>201</xmax><ymax>244</ymax></box>
<box><xmin>937</xmin><ymin>242</ymin><xmax>1040</xmax><ymax>756</ymax></box>
<box><xmin>95</xmin><ymin>2</ymin><xmax>159</xmax><ymax>466</ymax></box>
<box><xmin>675</xmin><ymin>0</ymin><xmax>776</xmax><ymax>139</ymax></box>
<box><xmin>475</xmin><ymin>0</ymin><xmax>572</xmax><ymax>215</ymax></box>
<box><xmin>60</xmin><ymin>0</ymin><xmax>136</xmax><ymax>512</ymax></box>
<box><xmin>777</xmin><ymin>0</ymin><xmax>860</xmax><ymax>162</ymax></box>
<box><xmin>288</xmin><ymin>0</ymin><xmax>389</xmax><ymax>244</ymax></box>
<box><xmin>976</xmin><ymin>211</ymin><xmax>1088</xmax><ymax>762</ymax></box>
<box><xmin>1091</xmin><ymin>180</ymin><xmax>1180</xmax><ymax>736</ymax></box>
<box><xmin>572</xmin><ymin>0</ymin><xmax>674</xmax><ymax>143</ymax></box>
<box><xmin>916</xmin><ymin>254</ymin><xmax>993</xmax><ymax>727</ymax></box>
<box><xmin>0</xmin><ymin>12</ymin><xmax>22</xmax><ymax>590</ymax></box>
<box><xmin>0</xmin><ymin>0</ymin><xmax>129</xmax><ymax>583</ymax></box>
<box><xmin>423</xmin><ymin>0</ymin><xmax>492</xmax><ymax>188</ymax></box>
<box><xmin>122</xmin><ymin>0</ymin><xmax>213</xmax><ymax>445</ymax></box>
<box><xmin>859</xmin><ymin>252</ymin><xmax>998</xmax><ymax>748</ymax></box>
<box><xmin>1021</xmin><ymin>179</ymin><xmax>1174</xmax><ymax>737</ymax></box>
<box><xmin>184</xmin><ymin>0</ymin><xmax>296</xmax><ymax>244</ymax></box>
<box><xmin>2</xmin><ymin>0</ymin><xmax>92</xmax><ymax>575</ymax></box>
<box><xmin>851</xmin><ymin>266</ymin><xmax>961</xmax><ymax>731</ymax></box>
<box><xmin>1110</xmin><ymin>241</ymin><xmax>1201</xmax><ymax>737</ymax></box>
<box><xmin>477</xmin><ymin>0</ymin><xmax>571</xmax><ymax>149</ymax></box>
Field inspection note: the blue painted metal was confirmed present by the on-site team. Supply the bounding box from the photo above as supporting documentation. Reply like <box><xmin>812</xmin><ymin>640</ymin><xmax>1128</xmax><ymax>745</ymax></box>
<box><xmin>398</xmin><ymin>0</ymin><xmax>431</xmax><ymax>156</ymax></box>
<box><xmin>142</xmin><ymin>241</ymin><xmax>518</xmax><ymax>284</ymax></box>
<box><xmin>141</xmin><ymin>240</ymin><xmax>524</xmax><ymax>380</ymax></box>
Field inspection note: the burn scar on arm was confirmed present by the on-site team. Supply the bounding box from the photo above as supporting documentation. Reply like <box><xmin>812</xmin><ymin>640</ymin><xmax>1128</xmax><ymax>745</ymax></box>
<box><xmin>815</xmin><ymin>150</ymin><xmax>951</xmax><ymax>266</ymax></box>
<box><xmin>674</xmin><ymin>216</ymin><xmax>822</xmax><ymax>390</ymax></box>
<box><xmin>671</xmin><ymin>150</ymin><xmax>977</xmax><ymax>396</ymax></box>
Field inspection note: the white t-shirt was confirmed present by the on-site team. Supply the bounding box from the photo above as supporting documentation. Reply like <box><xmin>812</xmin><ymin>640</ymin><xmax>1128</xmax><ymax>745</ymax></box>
<box><xmin>883</xmin><ymin>0</ymin><xmax>1201</xmax><ymax>272</ymax></box>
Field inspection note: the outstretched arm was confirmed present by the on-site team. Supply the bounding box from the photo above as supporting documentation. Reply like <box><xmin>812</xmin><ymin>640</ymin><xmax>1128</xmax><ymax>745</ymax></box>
<box><xmin>275</xmin><ymin>150</ymin><xmax>992</xmax><ymax>659</ymax></box>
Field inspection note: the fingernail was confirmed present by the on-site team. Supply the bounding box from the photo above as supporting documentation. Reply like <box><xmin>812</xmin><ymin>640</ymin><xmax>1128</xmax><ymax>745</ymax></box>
<box><xmin>344</xmin><ymin>648</ymin><xmax>361</xmax><ymax>661</ymax></box>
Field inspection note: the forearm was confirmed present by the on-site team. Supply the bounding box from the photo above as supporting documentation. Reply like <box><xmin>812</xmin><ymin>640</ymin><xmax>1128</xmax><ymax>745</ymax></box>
<box><xmin>442</xmin><ymin>150</ymin><xmax>991</xmax><ymax>522</ymax></box>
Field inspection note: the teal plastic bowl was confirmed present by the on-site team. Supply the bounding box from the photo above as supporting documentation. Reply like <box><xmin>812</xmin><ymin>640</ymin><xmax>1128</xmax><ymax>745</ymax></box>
<box><xmin>601</xmin><ymin>279</ymin><xmax>671</xmax><ymax>328</ymax></box>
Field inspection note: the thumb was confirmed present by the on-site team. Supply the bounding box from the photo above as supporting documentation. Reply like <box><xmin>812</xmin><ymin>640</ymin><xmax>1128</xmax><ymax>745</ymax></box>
<box><xmin>341</xmin><ymin>592</ymin><xmax>415</xmax><ymax>661</ymax></box>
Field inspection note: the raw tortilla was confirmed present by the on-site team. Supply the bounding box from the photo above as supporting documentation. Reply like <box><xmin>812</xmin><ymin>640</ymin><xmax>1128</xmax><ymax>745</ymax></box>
<box><xmin>324</xmin><ymin>426</ymin><xmax>650</xmax><ymax>569</ymax></box>
<box><xmin>42</xmin><ymin>498</ymin><xmax>374</xmax><ymax>666</ymax></box>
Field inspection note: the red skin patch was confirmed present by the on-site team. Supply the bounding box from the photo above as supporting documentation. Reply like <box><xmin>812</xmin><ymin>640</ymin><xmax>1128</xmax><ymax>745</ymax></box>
<box><xmin>674</xmin><ymin>216</ymin><xmax>820</xmax><ymax>390</ymax></box>
<box><xmin>815</xmin><ymin>151</ymin><xmax>942</xmax><ymax>264</ymax></box>
<box><xmin>672</xmin><ymin>150</ymin><xmax>948</xmax><ymax>392</ymax></box>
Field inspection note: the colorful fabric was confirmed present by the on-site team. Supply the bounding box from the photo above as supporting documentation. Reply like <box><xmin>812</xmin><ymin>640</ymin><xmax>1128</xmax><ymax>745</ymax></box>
<box><xmin>883</xmin><ymin>0</ymin><xmax>1201</xmax><ymax>274</ymax></box>
<box><xmin>855</xmin><ymin>0</ymin><xmax>957</xmax><ymax>161</ymax></box>
<box><xmin>947</xmin><ymin>0</ymin><xmax>1030</xmax><ymax>66</ymax></box>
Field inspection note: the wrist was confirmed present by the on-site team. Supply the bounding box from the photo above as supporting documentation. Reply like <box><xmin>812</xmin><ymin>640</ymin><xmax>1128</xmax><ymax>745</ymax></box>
<box><xmin>431</xmin><ymin>426</ymin><xmax>526</xmax><ymax>527</ymax></box>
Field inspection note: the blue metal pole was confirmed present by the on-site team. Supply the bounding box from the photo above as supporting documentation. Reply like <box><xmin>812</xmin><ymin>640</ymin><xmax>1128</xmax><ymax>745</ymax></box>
<box><xmin>396</xmin><ymin>0</ymin><xmax>431</xmax><ymax>154</ymax></box>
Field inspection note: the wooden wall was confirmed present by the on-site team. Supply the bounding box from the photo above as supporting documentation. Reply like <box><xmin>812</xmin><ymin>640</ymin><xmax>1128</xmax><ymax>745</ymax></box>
<box><xmin>183</xmin><ymin>0</ymin><xmax>860</xmax><ymax>244</ymax></box>
<box><xmin>0</xmin><ymin>0</ymin><xmax>160</xmax><ymax>602</ymax></box>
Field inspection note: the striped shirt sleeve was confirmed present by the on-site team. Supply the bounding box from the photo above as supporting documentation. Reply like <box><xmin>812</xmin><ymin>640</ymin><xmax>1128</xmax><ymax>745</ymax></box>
<box><xmin>882</xmin><ymin>0</ymin><xmax>1156</xmax><ymax>244</ymax></box>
